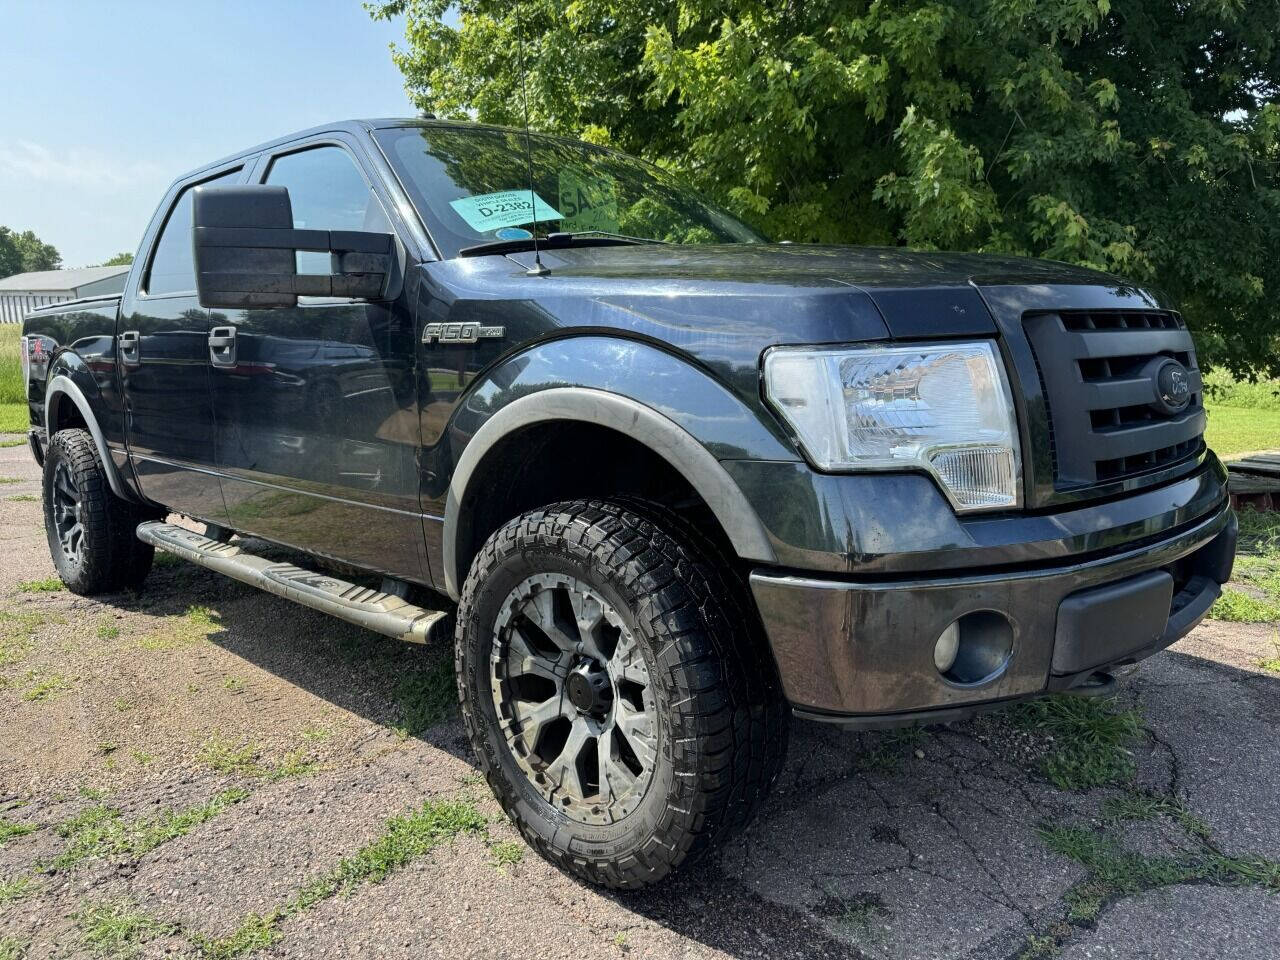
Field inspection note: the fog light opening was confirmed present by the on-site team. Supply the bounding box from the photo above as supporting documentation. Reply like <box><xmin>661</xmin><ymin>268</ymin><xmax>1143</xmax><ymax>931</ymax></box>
<box><xmin>936</xmin><ymin>611</ymin><xmax>1014</xmax><ymax>686</ymax></box>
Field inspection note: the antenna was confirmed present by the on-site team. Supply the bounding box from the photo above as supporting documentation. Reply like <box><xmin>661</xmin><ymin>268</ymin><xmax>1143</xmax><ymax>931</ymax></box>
<box><xmin>515</xmin><ymin>1</ymin><xmax>549</xmax><ymax>276</ymax></box>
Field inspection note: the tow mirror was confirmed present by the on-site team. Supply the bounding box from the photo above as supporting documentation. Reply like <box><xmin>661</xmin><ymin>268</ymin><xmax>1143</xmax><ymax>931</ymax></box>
<box><xmin>191</xmin><ymin>185</ymin><xmax>393</xmax><ymax>309</ymax></box>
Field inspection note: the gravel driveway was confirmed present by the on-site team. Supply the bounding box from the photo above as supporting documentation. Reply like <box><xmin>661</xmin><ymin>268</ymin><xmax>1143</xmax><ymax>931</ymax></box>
<box><xmin>2</xmin><ymin>436</ymin><xmax>1278</xmax><ymax>960</ymax></box>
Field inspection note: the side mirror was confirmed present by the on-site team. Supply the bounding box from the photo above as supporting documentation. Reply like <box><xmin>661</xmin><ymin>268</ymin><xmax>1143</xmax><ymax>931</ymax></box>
<box><xmin>192</xmin><ymin>185</ymin><xmax>394</xmax><ymax>309</ymax></box>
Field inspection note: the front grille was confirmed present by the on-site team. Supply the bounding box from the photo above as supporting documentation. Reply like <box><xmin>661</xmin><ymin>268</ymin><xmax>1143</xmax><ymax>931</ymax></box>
<box><xmin>1024</xmin><ymin>309</ymin><xmax>1205</xmax><ymax>491</ymax></box>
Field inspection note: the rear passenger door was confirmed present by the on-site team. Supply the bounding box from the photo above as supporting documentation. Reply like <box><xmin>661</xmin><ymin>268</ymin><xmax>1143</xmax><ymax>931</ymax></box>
<box><xmin>210</xmin><ymin>140</ymin><xmax>425</xmax><ymax>580</ymax></box>
<box><xmin>119</xmin><ymin>165</ymin><xmax>244</xmax><ymax>523</ymax></box>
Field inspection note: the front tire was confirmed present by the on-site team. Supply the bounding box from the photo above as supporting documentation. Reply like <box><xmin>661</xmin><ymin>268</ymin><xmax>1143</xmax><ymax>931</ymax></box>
<box><xmin>42</xmin><ymin>428</ymin><xmax>156</xmax><ymax>594</ymax></box>
<box><xmin>456</xmin><ymin>499</ymin><xmax>789</xmax><ymax>889</ymax></box>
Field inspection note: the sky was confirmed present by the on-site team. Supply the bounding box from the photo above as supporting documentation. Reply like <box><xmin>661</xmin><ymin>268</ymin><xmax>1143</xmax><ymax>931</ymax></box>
<box><xmin>0</xmin><ymin>0</ymin><xmax>425</xmax><ymax>268</ymax></box>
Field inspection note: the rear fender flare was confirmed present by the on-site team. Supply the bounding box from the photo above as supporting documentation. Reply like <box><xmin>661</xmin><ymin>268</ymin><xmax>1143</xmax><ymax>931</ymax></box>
<box><xmin>44</xmin><ymin>374</ymin><xmax>135</xmax><ymax>502</ymax></box>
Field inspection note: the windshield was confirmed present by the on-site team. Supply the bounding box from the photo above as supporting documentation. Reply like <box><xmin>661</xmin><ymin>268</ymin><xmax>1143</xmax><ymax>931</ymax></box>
<box><xmin>374</xmin><ymin>125</ymin><xmax>763</xmax><ymax>259</ymax></box>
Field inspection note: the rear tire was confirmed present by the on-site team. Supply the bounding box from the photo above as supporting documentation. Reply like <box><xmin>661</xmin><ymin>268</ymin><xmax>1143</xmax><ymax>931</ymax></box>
<box><xmin>455</xmin><ymin>499</ymin><xmax>789</xmax><ymax>889</ymax></box>
<box><xmin>42</xmin><ymin>428</ymin><xmax>156</xmax><ymax>594</ymax></box>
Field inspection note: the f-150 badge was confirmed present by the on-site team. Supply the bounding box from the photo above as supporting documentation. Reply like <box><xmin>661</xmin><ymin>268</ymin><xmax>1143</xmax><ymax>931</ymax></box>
<box><xmin>421</xmin><ymin>322</ymin><xmax>505</xmax><ymax>345</ymax></box>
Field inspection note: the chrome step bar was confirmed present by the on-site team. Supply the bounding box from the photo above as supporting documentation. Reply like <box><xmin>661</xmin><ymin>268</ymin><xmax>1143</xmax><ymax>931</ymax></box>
<box><xmin>135</xmin><ymin>521</ymin><xmax>451</xmax><ymax>644</ymax></box>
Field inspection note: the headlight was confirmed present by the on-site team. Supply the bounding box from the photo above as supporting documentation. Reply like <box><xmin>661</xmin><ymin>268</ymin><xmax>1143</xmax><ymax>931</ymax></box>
<box><xmin>763</xmin><ymin>341</ymin><xmax>1022</xmax><ymax>511</ymax></box>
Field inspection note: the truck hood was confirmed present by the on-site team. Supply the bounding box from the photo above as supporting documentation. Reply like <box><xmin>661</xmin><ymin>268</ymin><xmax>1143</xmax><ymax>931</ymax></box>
<box><xmin>502</xmin><ymin>242</ymin><xmax>1150</xmax><ymax>339</ymax></box>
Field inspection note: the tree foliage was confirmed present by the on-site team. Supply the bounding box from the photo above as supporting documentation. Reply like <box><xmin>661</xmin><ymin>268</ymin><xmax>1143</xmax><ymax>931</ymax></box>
<box><xmin>370</xmin><ymin>0</ymin><xmax>1280</xmax><ymax>375</ymax></box>
<box><xmin>0</xmin><ymin>226</ymin><xmax>61</xmax><ymax>279</ymax></box>
<box><xmin>99</xmin><ymin>252</ymin><xmax>134</xmax><ymax>266</ymax></box>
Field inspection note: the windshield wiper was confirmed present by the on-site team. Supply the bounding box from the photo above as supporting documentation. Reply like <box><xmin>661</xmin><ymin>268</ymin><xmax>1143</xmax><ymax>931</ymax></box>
<box><xmin>457</xmin><ymin>231</ymin><xmax>667</xmax><ymax>258</ymax></box>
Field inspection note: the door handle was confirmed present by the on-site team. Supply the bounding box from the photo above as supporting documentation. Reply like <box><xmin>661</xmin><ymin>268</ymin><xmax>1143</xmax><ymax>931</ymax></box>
<box><xmin>209</xmin><ymin>325</ymin><xmax>237</xmax><ymax>368</ymax></box>
<box><xmin>118</xmin><ymin>330</ymin><xmax>140</xmax><ymax>366</ymax></box>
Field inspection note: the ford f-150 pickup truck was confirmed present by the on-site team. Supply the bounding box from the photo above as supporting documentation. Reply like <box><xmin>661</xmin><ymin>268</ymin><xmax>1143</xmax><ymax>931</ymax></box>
<box><xmin>19</xmin><ymin>118</ymin><xmax>1237</xmax><ymax>889</ymax></box>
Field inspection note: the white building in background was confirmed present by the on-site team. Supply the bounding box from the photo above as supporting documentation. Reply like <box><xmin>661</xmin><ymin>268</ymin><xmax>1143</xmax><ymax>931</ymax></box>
<box><xmin>0</xmin><ymin>266</ymin><xmax>130</xmax><ymax>324</ymax></box>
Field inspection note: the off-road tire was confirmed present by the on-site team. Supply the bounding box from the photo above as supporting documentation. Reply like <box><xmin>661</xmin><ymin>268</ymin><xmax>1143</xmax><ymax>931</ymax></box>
<box><xmin>42</xmin><ymin>428</ymin><xmax>157</xmax><ymax>594</ymax></box>
<box><xmin>455</xmin><ymin>498</ymin><xmax>789</xmax><ymax>889</ymax></box>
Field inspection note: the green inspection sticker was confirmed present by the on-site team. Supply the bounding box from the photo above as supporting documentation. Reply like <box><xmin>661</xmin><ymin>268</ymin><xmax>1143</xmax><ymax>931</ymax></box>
<box><xmin>449</xmin><ymin>190</ymin><xmax>564</xmax><ymax>233</ymax></box>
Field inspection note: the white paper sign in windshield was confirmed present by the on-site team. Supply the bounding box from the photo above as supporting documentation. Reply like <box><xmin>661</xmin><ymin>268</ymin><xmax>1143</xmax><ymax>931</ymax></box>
<box><xmin>449</xmin><ymin>190</ymin><xmax>564</xmax><ymax>233</ymax></box>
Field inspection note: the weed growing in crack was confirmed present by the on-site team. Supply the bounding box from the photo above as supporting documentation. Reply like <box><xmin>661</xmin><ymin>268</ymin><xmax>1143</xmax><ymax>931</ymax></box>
<box><xmin>293</xmin><ymin>799</ymin><xmax>486</xmax><ymax>908</ymax></box>
<box><xmin>76</xmin><ymin>899</ymin><xmax>177</xmax><ymax>958</ymax></box>
<box><xmin>857</xmin><ymin>725</ymin><xmax>928</xmax><ymax>774</ymax></box>
<box><xmin>52</xmin><ymin>790</ymin><xmax>249</xmax><ymax>871</ymax></box>
<box><xmin>1012</xmin><ymin>695</ymin><xmax>1142</xmax><ymax>790</ymax></box>
<box><xmin>193</xmin><ymin>798</ymin><xmax>486</xmax><ymax>958</ymax></box>
<box><xmin>1039</xmin><ymin>821</ymin><xmax>1280</xmax><ymax>924</ymax></box>
<box><xmin>1017</xmin><ymin>933</ymin><xmax>1059</xmax><ymax>959</ymax></box>
<box><xmin>191</xmin><ymin>913</ymin><xmax>280</xmax><ymax>960</ymax></box>
<box><xmin>1101</xmin><ymin>790</ymin><xmax>1210</xmax><ymax>841</ymax></box>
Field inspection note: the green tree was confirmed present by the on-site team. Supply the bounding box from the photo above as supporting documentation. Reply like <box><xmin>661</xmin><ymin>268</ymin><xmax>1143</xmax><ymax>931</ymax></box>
<box><xmin>0</xmin><ymin>226</ymin><xmax>61</xmax><ymax>279</ymax></box>
<box><xmin>99</xmin><ymin>252</ymin><xmax>134</xmax><ymax>266</ymax></box>
<box><xmin>370</xmin><ymin>0</ymin><xmax>1280</xmax><ymax>376</ymax></box>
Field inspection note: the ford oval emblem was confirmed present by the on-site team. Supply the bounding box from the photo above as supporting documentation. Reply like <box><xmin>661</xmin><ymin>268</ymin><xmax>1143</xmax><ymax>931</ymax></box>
<box><xmin>1148</xmin><ymin>357</ymin><xmax>1192</xmax><ymax>415</ymax></box>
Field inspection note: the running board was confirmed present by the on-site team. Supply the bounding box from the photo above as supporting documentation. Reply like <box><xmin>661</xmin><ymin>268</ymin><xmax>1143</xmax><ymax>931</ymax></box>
<box><xmin>135</xmin><ymin>521</ymin><xmax>451</xmax><ymax>644</ymax></box>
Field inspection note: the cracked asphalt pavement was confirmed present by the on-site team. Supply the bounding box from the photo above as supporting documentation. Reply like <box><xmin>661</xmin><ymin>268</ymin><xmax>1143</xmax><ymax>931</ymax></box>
<box><xmin>2</xmin><ymin>437</ymin><xmax>1279</xmax><ymax>959</ymax></box>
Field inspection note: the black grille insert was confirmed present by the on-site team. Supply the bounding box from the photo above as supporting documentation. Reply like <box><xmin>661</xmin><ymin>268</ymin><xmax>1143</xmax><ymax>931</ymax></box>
<box><xmin>1024</xmin><ymin>310</ymin><xmax>1204</xmax><ymax>490</ymax></box>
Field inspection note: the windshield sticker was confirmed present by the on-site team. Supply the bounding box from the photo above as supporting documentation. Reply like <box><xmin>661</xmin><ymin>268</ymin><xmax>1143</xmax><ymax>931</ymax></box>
<box><xmin>449</xmin><ymin>190</ymin><xmax>563</xmax><ymax>233</ymax></box>
<box><xmin>495</xmin><ymin>226</ymin><xmax>534</xmax><ymax>240</ymax></box>
<box><xmin>558</xmin><ymin>170</ymin><xmax>619</xmax><ymax>234</ymax></box>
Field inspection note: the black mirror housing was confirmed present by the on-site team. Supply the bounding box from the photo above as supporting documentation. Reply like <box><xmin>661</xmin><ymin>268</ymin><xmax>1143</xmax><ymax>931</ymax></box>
<box><xmin>191</xmin><ymin>185</ymin><xmax>393</xmax><ymax>309</ymax></box>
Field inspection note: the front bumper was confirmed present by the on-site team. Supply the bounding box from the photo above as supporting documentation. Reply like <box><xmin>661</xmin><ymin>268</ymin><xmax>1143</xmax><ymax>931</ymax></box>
<box><xmin>751</xmin><ymin>499</ymin><xmax>1236</xmax><ymax>725</ymax></box>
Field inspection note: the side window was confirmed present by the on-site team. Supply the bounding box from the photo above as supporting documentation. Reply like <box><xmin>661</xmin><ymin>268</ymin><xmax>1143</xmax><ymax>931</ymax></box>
<box><xmin>265</xmin><ymin>146</ymin><xmax>391</xmax><ymax>274</ymax></box>
<box><xmin>145</xmin><ymin>168</ymin><xmax>240</xmax><ymax>296</ymax></box>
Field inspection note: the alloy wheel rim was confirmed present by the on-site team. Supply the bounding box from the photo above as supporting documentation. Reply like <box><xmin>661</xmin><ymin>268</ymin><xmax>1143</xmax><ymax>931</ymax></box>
<box><xmin>491</xmin><ymin>573</ymin><xmax>658</xmax><ymax>825</ymax></box>
<box><xmin>50</xmin><ymin>459</ymin><xmax>84</xmax><ymax>564</ymax></box>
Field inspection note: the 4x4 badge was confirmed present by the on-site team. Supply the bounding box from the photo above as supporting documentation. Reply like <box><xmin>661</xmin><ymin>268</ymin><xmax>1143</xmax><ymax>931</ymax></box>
<box><xmin>421</xmin><ymin>322</ymin><xmax>505</xmax><ymax>345</ymax></box>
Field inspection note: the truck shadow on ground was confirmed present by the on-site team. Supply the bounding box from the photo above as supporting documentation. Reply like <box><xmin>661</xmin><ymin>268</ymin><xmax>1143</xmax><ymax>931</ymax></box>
<box><xmin>132</xmin><ymin>557</ymin><xmax>1280</xmax><ymax>960</ymax></box>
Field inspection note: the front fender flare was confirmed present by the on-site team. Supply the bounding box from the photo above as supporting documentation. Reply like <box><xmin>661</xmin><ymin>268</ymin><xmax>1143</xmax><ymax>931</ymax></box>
<box><xmin>442</xmin><ymin>387</ymin><xmax>778</xmax><ymax>599</ymax></box>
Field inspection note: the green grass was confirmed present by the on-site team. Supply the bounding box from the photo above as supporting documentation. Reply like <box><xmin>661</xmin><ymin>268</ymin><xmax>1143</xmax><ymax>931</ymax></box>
<box><xmin>52</xmin><ymin>789</ymin><xmax>249</xmax><ymax>871</ymax></box>
<box><xmin>16</xmin><ymin>577</ymin><xmax>62</xmax><ymax>593</ymax></box>
<box><xmin>77</xmin><ymin>900</ymin><xmax>176</xmax><ymax>958</ymax></box>
<box><xmin>1041</xmin><ymin>823</ymin><xmax>1280</xmax><ymax>903</ymax></box>
<box><xmin>0</xmin><ymin>819</ymin><xmax>35</xmax><ymax>844</ymax></box>
<box><xmin>290</xmin><ymin>799</ymin><xmax>486</xmax><ymax>910</ymax></box>
<box><xmin>1202</xmin><ymin>369</ymin><xmax>1280</xmax><ymax>410</ymax></box>
<box><xmin>0</xmin><ymin>612</ymin><xmax>42</xmax><ymax>667</ymax></box>
<box><xmin>0</xmin><ymin>875</ymin><xmax>35</xmax><ymax>904</ymax></box>
<box><xmin>197</xmin><ymin>736</ymin><xmax>266</xmax><ymax>777</ymax></box>
<box><xmin>192</xmin><ymin>799</ymin><xmax>486</xmax><ymax>959</ymax></box>
<box><xmin>490</xmin><ymin>840</ymin><xmax>525</xmax><ymax>869</ymax></box>
<box><xmin>393</xmin><ymin>657</ymin><xmax>458</xmax><ymax>737</ymax></box>
<box><xmin>1212</xmin><ymin>509</ymin><xmax>1280</xmax><ymax>623</ymax></box>
<box><xmin>0</xmin><ymin>404</ymin><xmax>25</xmax><ymax>434</ymax></box>
<box><xmin>5</xmin><ymin>493</ymin><xmax>36</xmax><ymax>501</ymax></box>
<box><xmin>0</xmin><ymin>325</ymin><xmax>21</xmax><ymax>405</ymax></box>
<box><xmin>1211</xmin><ymin>589</ymin><xmax>1280</xmax><ymax>622</ymax></box>
<box><xmin>21</xmin><ymin>673</ymin><xmax>71</xmax><ymax>702</ymax></box>
<box><xmin>1011</xmin><ymin>695</ymin><xmax>1143</xmax><ymax>790</ymax></box>
<box><xmin>193</xmin><ymin>914</ymin><xmax>280</xmax><ymax>960</ymax></box>
<box><xmin>1204</xmin><ymin>404</ymin><xmax>1280</xmax><ymax>459</ymax></box>
<box><xmin>0</xmin><ymin>438</ymin><xmax>26</xmax><ymax>448</ymax></box>
<box><xmin>0</xmin><ymin>936</ymin><xmax>27</xmax><ymax>960</ymax></box>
